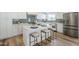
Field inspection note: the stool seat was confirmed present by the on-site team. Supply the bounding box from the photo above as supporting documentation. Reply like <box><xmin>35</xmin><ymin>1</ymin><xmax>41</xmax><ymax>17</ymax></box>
<box><xmin>30</xmin><ymin>32</ymin><xmax>39</xmax><ymax>37</ymax></box>
<box><xmin>48</xmin><ymin>28</ymin><xmax>57</xmax><ymax>32</ymax></box>
<box><xmin>41</xmin><ymin>29</ymin><xmax>50</xmax><ymax>33</ymax></box>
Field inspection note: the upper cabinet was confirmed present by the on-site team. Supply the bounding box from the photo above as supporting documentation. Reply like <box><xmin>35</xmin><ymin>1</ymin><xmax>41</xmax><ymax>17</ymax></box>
<box><xmin>56</xmin><ymin>12</ymin><xmax>64</xmax><ymax>19</ymax></box>
<box><xmin>28</xmin><ymin>12</ymin><xmax>39</xmax><ymax>15</ymax></box>
<box><xmin>8</xmin><ymin>12</ymin><xmax>26</xmax><ymax>19</ymax></box>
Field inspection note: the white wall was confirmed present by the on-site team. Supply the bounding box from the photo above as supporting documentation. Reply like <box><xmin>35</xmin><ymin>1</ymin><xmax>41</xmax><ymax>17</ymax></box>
<box><xmin>0</xmin><ymin>12</ymin><xmax>26</xmax><ymax>40</ymax></box>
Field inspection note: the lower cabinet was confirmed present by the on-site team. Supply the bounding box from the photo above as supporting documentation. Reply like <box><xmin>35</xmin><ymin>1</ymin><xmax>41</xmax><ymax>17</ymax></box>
<box><xmin>0</xmin><ymin>12</ymin><xmax>26</xmax><ymax>40</ymax></box>
<box><xmin>0</xmin><ymin>24</ymin><xmax>23</xmax><ymax>40</ymax></box>
<box><xmin>57</xmin><ymin>23</ymin><xmax>63</xmax><ymax>33</ymax></box>
<box><xmin>12</xmin><ymin>24</ymin><xmax>23</xmax><ymax>36</ymax></box>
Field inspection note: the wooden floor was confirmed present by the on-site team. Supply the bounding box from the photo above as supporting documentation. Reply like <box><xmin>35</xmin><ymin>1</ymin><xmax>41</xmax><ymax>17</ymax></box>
<box><xmin>0</xmin><ymin>32</ymin><xmax>78</xmax><ymax>46</ymax></box>
<box><xmin>0</xmin><ymin>35</ymin><xmax>24</xmax><ymax>46</ymax></box>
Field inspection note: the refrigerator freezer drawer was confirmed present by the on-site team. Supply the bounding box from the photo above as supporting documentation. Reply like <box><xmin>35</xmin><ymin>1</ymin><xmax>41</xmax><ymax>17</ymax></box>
<box><xmin>63</xmin><ymin>28</ymin><xmax>78</xmax><ymax>38</ymax></box>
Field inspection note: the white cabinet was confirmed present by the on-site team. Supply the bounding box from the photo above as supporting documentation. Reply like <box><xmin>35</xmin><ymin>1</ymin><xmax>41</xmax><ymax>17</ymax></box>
<box><xmin>0</xmin><ymin>12</ymin><xmax>26</xmax><ymax>40</ymax></box>
<box><xmin>57</xmin><ymin>23</ymin><xmax>63</xmax><ymax>33</ymax></box>
<box><xmin>12</xmin><ymin>24</ymin><xmax>22</xmax><ymax>36</ymax></box>
<box><xmin>8</xmin><ymin>12</ymin><xmax>26</xmax><ymax>19</ymax></box>
<box><xmin>55</xmin><ymin>12</ymin><xmax>64</xmax><ymax>19</ymax></box>
<box><xmin>0</xmin><ymin>13</ymin><xmax>9</xmax><ymax>39</ymax></box>
<box><xmin>0</xmin><ymin>21</ymin><xmax>7</xmax><ymax>39</ymax></box>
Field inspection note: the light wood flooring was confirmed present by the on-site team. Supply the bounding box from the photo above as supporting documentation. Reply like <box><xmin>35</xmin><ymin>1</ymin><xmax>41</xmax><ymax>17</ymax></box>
<box><xmin>0</xmin><ymin>32</ymin><xmax>78</xmax><ymax>46</ymax></box>
<box><xmin>0</xmin><ymin>35</ymin><xmax>24</xmax><ymax>46</ymax></box>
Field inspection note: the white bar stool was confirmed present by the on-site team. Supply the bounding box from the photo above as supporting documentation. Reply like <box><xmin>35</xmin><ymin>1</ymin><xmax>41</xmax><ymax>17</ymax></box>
<box><xmin>29</xmin><ymin>32</ymin><xmax>40</xmax><ymax>46</ymax></box>
<box><xmin>41</xmin><ymin>29</ymin><xmax>50</xmax><ymax>44</ymax></box>
<box><xmin>48</xmin><ymin>28</ymin><xmax>57</xmax><ymax>40</ymax></box>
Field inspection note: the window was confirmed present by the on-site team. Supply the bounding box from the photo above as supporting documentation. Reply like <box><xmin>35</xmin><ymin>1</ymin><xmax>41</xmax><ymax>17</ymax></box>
<box><xmin>47</xmin><ymin>14</ymin><xmax>56</xmax><ymax>21</ymax></box>
<box><xmin>36</xmin><ymin>13</ymin><xmax>56</xmax><ymax>22</ymax></box>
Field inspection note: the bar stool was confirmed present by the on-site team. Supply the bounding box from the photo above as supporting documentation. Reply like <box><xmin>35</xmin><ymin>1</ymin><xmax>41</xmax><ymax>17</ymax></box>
<box><xmin>48</xmin><ymin>28</ymin><xmax>57</xmax><ymax>40</ymax></box>
<box><xmin>53</xmin><ymin>30</ymin><xmax>57</xmax><ymax>40</ymax></box>
<box><xmin>29</xmin><ymin>32</ymin><xmax>40</xmax><ymax>46</ymax></box>
<box><xmin>41</xmin><ymin>29</ymin><xmax>50</xmax><ymax>44</ymax></box>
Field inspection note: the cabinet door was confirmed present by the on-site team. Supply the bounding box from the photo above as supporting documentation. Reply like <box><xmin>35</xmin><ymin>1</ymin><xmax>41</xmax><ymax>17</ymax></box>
<box><xmin>18</xmin><ymin>24</ymin><xmax>23</xmax><ymax>34</ymax></box>
<box><xmin>57</xmin><ymin>23</ymin><xmax>63</xmax><ymax>33</ymax></box>
<box><xmin>10</xmin><ymin>12</ymin><xmax>26</xmax><ymax>19</ymax></box>
<box><xmin>0</xmin><ymin>13</ymin><xmax>8</xmax><ymax>39</ymax></box>
<box><xmin>12</xmin><ymin>25</ymin><xmax>19</xmax><ymax>36</ymax></box>
<box><xmin>12</xmin><ymin>24</ymin><xmax>23</xmax><ymax>36</ymax></box>
<box><xmin>0</xmin><ymin>20</ymin><xmax>7</xmax><ymax>39</ymax></box>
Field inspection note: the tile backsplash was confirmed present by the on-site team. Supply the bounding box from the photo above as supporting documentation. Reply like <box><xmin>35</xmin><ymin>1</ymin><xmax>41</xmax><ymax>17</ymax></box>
<box><xmin>56</xmin><ymin>19</ymin><xmax>64</xmax><ymax>23</ymax></box>
<box><xmin>12</xmin><ymin>19</ymin><xmax>27</xmax><ymax>24</ymax></box>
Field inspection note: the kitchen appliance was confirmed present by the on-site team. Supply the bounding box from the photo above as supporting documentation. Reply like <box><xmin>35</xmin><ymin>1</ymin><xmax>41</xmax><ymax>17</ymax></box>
<box><xmin>63</xmin><ymin>12</ymin><xmax>78</xmax><ymax>38</ymax></box>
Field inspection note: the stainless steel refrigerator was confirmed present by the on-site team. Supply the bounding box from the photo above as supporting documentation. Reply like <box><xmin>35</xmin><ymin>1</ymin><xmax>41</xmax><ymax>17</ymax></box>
<box><xmin>63</xmin><ymin>12</ymin><xmax>78</xmax><ymax>38</ymax></box>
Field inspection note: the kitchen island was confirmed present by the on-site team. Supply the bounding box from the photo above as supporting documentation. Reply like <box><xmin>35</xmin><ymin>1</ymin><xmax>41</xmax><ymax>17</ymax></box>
<box><xmin>23</xmin><ymin>24</ymin><xmax>53</xmax><ymax>46</ymax></box>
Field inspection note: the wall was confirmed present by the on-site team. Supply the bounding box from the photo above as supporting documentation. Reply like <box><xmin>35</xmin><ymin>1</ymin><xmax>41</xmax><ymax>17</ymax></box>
<box><xmin>0</xmin><ymin>12</ymin><xmax>26</xmax><ymax>40</ymax></box>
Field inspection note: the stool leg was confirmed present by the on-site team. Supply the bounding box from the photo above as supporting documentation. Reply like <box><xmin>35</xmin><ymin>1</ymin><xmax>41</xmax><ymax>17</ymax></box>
<box><xmin>47</xmin><ymin>32</ymin><xmax>49</xmax><ymax>39</ymax></box>
<box><xmin>34</xmin><ymin>37</ymin><xmax>35</xmax><ymax>45</ymax></box>
<box><xmin>45</xmin><ymin>33</ymin><xmax>46</xmax><ymax>39</ymax></box>
<box><xmin>51</xmin><ymin>31</ymin><xmax>53</xmax><ymax>40</ymax></box>
<box><xmin>36</xmin><ymin>37</ymin><xmax>38</xmax><ymax>45</ymax></box>
<box><xmin>29</xmin><ymin>35</ymin><xmax>31</xmax><ymax>46</ymax></box>
<box><xmin>36</xmin><ymin>37</ymin><xmax>37</xmax><ymax>43</ymax></box>
<box><xmin>53</xmin><ymin>31</ymin><xmax>54</xmax><ymax>40</ymax></box>
<box><xmin>53</xmin><ymin>31</ymin><xmax>56</xmax><ymax>39</ymax></box>
<box><xmin>47</xmin><ymin>32</ymin><xmax>51</xmax><ymax>42</ymax></box>
<box><xmin>55</xmin><ymin>32</ymin><xmax>57</xmax><ymax>39</ymax></box>
<box><xmin>54</xmin><ymin>32</ymin><xmax>55</xmax><ymax>39</ymax></box>
<box><xmin>36</xmin><ymin>37</ymin><xmax>40</xmax><ymax>46</ymax></box>
<box><xmin>41</xmin><ymin>33</ymin><xmax>42</xmax><ymax>45</ymax></box>
<box><xmin>45</xmin><ymin>33</ymin><xmax>48</xmax><ymax>43</ymax></box>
